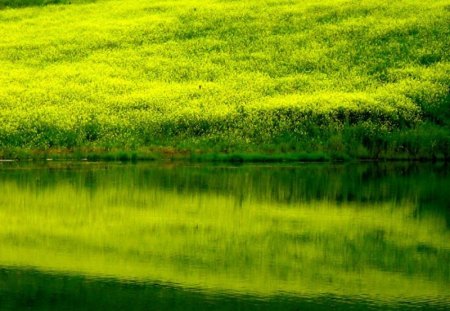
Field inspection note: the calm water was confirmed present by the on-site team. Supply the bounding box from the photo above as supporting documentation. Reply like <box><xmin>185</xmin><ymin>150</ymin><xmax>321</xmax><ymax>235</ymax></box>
<box><xmin>0</xmin><ymin>162</ymin><xmax>449</xmax><ymax>310</ymax></box>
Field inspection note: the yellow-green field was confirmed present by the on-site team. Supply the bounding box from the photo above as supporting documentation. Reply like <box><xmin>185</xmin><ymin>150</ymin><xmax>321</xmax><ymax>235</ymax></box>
<box><xmin>0</xmin><ymin>0</ymin><xmax>449</xmax><ymax>159</ymax></box>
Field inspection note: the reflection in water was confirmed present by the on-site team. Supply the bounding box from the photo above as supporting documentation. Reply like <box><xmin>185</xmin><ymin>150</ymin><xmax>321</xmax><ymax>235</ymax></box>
<box><xmin>0</xmin><ymin>162</ymin><xmax>449</xmax><ymax>310</ymax></box>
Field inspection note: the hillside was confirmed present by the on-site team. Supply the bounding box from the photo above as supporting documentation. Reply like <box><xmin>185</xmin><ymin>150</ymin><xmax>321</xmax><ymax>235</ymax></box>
<box><xmin>0</xmin><ymin>0</ymin><xmax>449</xmax><ymax>160</ymax></box>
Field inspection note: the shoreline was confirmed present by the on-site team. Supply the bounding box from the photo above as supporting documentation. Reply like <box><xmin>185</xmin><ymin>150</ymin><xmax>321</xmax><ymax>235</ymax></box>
<box><xmin>0</xmin><ymin>148</ymin><xmax>448</xmax><ymax>163</ymax></box>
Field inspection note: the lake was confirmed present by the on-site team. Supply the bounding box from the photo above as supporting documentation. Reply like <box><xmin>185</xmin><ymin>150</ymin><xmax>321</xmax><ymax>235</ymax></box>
<box><xmin>0</xmin><ymin>162</ymin><xmax>449</xmax><ymax>310</ymax></box>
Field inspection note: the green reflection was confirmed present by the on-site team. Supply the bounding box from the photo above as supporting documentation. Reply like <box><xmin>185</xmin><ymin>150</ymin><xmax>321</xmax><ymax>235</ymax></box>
<box><xmin>0</xmin><ymin>163</ymin><xmax>449</xmax><ymax>306</ymax></box>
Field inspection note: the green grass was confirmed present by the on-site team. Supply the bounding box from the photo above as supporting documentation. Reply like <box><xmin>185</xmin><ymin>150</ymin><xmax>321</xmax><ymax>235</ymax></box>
<box><xmin>0</xmin><ymin>0</ymin><xmax>449</xmax><ymax>159</ymax></box>
<box><xmin>0</xmin><ymin>0</ymin><xmax>91</xmax><ymax>9</ymax></box>
<box><xmin>0</xmin><ymin>0</ymin><xmax>65</xmax><ymax>9</ymax></box>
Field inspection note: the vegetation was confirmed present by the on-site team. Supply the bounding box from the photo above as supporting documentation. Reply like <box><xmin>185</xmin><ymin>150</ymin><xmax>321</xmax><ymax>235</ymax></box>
<box><xmin>0</xmin><ymin>0</ymin><xmax>449</xmax><ymax>159</ymax></box>
<box><xmin>0</xmin><ymin>0</ymin><xmax>87</xmax><ymax>9</ymax></box>
<box><xmin>0</xmin><ymin>163</ymin><xmax>449</xmax><ymax>301</ymax></box>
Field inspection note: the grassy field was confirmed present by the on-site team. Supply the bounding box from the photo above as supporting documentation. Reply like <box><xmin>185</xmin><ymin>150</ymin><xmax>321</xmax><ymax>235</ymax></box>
<box><xmin>0</xmin><ymin>0</ymin><xmax>449</xmax><ymax>160</ymax></box>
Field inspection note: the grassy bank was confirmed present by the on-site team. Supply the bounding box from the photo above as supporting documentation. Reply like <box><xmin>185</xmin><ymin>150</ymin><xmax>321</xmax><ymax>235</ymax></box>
<box><xmin>0</xmin><ymin>0</ymin><xmax>449</xmax><ymax>160</ymax></box>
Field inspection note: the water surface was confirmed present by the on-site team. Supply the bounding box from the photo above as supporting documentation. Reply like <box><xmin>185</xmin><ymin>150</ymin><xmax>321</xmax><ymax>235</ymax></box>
<box><xmin>0</xmin><ymin>162</ymin><xmax>449</xmax><ymax>310</ymax></box>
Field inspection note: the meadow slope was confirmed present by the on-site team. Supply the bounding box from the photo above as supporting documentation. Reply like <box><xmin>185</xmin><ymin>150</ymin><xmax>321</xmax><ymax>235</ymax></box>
<box><xmin>0</xmin><ymin>0</ymin><xmax>449</xmax><ymax>160</ymax></box>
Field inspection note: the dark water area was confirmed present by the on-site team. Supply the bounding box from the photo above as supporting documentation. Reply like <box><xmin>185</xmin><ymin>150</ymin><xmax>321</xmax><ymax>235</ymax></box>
<box><xmin>0</xmin><ymin>162</ymin><xmax>449</xmax><ymax>310</ymax></box>
<box><xmin>2</xmin><ymin>268</ymin><xmax>449</xmax><ymax>311</ymax></box>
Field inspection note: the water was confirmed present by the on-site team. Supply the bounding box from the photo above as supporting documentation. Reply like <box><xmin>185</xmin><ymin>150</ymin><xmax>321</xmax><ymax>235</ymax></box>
<box><xmin>0</xmin><ymin>162</ymin><xmax>449</xmax><ymax>310</ymax></box>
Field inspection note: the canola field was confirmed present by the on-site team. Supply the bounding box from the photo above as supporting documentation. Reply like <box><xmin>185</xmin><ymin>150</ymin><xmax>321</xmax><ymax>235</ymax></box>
<box><xmin>0</xmin><ymin>0</ymin><xmax>449</xmax><ymax>159</ymax></box>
